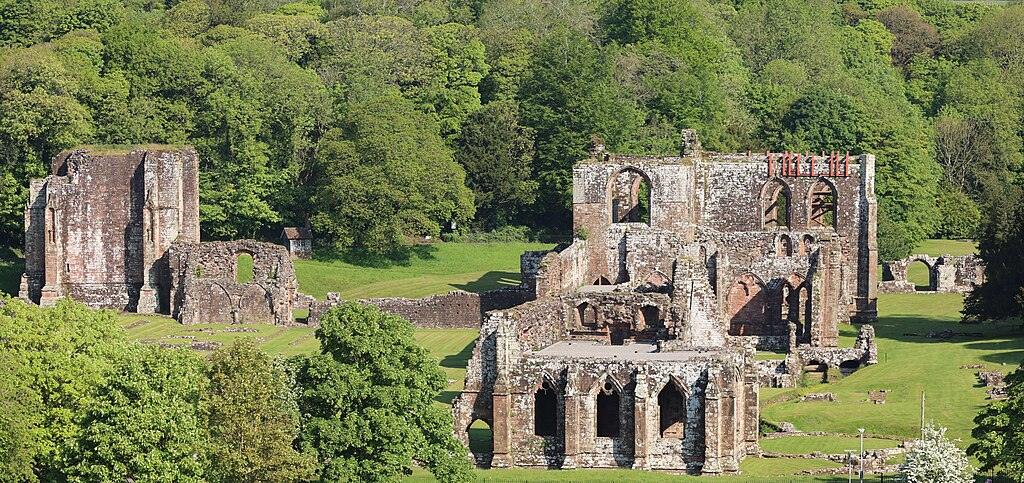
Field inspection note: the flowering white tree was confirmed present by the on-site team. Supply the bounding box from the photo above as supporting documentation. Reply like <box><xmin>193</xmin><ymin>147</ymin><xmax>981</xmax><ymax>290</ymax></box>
<box><xmin>899</xmin><ymin>423</ymin><xmax>974</xmax><ymax>483</ymax></box>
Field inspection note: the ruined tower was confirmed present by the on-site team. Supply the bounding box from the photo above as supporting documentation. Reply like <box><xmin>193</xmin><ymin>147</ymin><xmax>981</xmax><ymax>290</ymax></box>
<box><xmin>20</xmin><ymin>146</ymin><xmax>200</xmax><ymax>312</ymax></box>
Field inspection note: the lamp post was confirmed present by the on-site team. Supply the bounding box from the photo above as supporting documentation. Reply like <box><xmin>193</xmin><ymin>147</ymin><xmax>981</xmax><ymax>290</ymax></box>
<box><xmin>858</xmin><ymin>428</ymin><xmax>866</xmax><ymax>483</ymax></box>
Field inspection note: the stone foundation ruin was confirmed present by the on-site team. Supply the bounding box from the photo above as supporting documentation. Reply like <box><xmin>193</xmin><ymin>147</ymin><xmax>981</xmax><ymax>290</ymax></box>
<box><xmin>452</xmin><ymin>132</ymin><xmax>879</xmax><ymax>474</ymax></box>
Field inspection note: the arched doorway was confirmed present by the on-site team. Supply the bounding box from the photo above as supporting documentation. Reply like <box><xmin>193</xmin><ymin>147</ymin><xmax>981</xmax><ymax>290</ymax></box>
<box><xmin>534</xmin><ymin>380</ymin><xmax>558</xmax><ymax>437</ymax></box>
<box><xmin>467</xmin><ymin>419</ymin><xmax>493</xmax><ymax>466</ymax></box>
<box><xmin>658</xmin><ymin>382</ymin><xmax>686</xmax><ymax>439</ymax></box>
<box><xmin>907</xmin><ymin>260</ymin><xmax>933</xmax><ymax>291</ymax></box>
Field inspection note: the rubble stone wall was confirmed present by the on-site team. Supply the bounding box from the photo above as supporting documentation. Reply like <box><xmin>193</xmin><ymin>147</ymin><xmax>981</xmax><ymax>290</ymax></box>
<box><xmin>168</xmin><ymin>240</ymin><xmax>298</xmax><ymax>325</ymax></box>
<box><xmin>880</xmin><ymin>254</ymin><xmax>984</xmax><ymax>293</ymax></box>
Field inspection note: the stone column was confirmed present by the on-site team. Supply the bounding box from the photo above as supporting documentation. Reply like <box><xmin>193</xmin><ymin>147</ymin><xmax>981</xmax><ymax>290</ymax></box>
<box><xmin>702</xmin><ymin>373</ymin><xmax>722</xmax><ymax>475</ymax></box>
<box><xmin>490</xmin><ymin>379</ymin><xmax>512</xmax><ymax>467</ymax></box>
<box><xmin>40</xmin><ymin>199</ymin><xmax>62</xmax><ymax>306</ymax></box>
<box><xmin>562</xmin><ymin>370</ymin><xmax>581</xmax><ymax>469</ymax></box>
<box><xmin>632</xmin><ymin>369</ymin><xmax>651</xmax><ymax>469</ymax></box>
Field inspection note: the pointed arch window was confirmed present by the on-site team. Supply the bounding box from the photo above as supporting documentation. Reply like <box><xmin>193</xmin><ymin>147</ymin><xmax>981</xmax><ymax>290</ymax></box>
<box><xmin>809</xmin><ymin>179</ymin><xmax>837</xmax><ymax>229</ymax></box>
<box><xmin>762</xmin><ymin>179</ymin><xmax>791</xmax><ymax>228</ymax></box>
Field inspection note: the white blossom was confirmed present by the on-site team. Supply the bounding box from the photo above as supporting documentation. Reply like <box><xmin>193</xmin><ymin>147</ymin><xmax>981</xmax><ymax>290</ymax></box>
<box><xmin>899</xmin><ymin>423</ymin><xmax>974</xmax><ymax>483</ymax></box>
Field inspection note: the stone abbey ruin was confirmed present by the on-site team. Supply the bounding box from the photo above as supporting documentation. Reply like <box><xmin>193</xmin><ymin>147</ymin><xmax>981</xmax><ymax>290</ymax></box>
<box><xmin>451</xmin><ymin>132</ymin><xmax>880</xmax><ymax>473</ymax></box>
<box><xmin>19</xmin><ymin>146</ymin><xmax>308</xmax><ymax>324</ymax></box>
<box><xmin>19</xmin><ymin>132</ymin><xmax>888</xmax><ymax>475</ymax></box>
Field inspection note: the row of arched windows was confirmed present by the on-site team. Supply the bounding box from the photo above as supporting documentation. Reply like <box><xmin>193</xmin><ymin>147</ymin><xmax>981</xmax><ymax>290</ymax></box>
<box><xmin>531</xmin><ymin>379</ymin><xmax>687</xmax><ymax>439</ymax></box>
<box><xmin>763</xmin><ymin>178</ymin><xmax>837</xmax><ymax>229</ymax></box>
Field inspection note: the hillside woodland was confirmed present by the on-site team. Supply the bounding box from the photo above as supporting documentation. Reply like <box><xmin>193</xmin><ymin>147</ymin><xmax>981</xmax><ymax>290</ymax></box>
<box><xmin>0</xmin><ymin>0</ymin><xmax>1022</xmax><ymax>263</ymax></box>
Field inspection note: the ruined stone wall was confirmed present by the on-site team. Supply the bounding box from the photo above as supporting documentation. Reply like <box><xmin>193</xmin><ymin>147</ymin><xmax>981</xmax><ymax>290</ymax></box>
<box><xmin>880</xmin><ymin>254</ymin><xmax>984</xmax><ymax>293</ymax></box>
<box><xmin>698</xmin><ymin>153</ymin><xmax>876</xmax><ymax>323</ymax></box>
<box><xmin>20</xmin><ymin>147</ymin><xmax>199</xmax><ymax>312</ymax></box>
<box><xmin>168</xmin><ymin>240</ymin><xmax>297</xmax><ymax>325</ymax></box>
<box><xmin>307</xmin><ymin>288</ymin><xmax>534</xmax><ymax>329</ymax></box>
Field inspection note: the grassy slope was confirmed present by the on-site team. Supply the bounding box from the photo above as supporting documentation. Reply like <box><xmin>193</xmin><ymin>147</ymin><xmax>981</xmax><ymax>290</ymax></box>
<box><xmin>294</xmin><ymin>242</ymin><xmax>552</xmax><ymax>299</ymax></box>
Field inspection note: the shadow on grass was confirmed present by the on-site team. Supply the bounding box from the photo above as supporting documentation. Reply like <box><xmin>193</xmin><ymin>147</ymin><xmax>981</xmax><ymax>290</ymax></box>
<box><xmin>962</xmin><ymin>339</ymin><xmax>1024</xmax><ymax>366</ymax></box>
<box><xmin>0</xmin><ymin>246</ymin><xmax>24</xmax><ymax>296</ymax></box>
<box><xmin>451</xmin><ymin>271</ymin><xmax>520</xmax><ymax>293</ymax></box>
<box><xmin>435</xmin><ymin>390</ymin><xmax>460</xmax><ymax>405</ymax></box>
<box><xmin>312</xmin><ymin>244</ymin><xmax>438</xmax><ymax>268</ymax></box>
<box><xmin>440</xmin><ymin>339</ymin><xmax>476</xmax><ymax>369</ymax></box>
<box><xmin>870</xmin><ymin>315</ymin><xmax>1023</xmax><ymax>345</ymax></box>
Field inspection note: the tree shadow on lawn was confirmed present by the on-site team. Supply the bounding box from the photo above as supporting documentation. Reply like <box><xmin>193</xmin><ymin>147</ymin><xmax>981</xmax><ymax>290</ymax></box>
<box><xmin>962</xmin><ymin>339</ymin><xmax>1024</xmax><ymax>366</ymax></box>
<box><xmin>451</xmin><ymin>271</ymin><xmax>520</xmax><ymax>293</ymax></box>
<box><xmin>0</xmin><ymin>246</ymin><xmax>24</xmax><ymax>296</ymax></box>
<box><xmin>312</xmin><ymin>243</ymin><xmax>438</xmax><ymax>268</ymax></box>
<box><xmin>870</xmin><ymin>315</ymin><xmax>1023</xmax><ymax>345</ymax></box>
<box><xmin>440</xmin><ymin>338</ymin><xmax>476</xmax><ymax>369</ymax></box>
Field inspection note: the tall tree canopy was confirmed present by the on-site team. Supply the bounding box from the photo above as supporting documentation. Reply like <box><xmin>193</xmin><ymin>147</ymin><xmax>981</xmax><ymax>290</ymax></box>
<box><xmin>288</xmin><ymin>302</ymin><xmax>471</xmax><ymax>482</ymax></box>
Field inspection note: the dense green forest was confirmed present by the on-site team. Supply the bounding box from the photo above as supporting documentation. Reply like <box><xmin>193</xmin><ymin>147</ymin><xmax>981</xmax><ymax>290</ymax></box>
<box><xmin>0</xmin><ymin>0</ymin><xmax>1022</xmax><ymax>261</ymax></box>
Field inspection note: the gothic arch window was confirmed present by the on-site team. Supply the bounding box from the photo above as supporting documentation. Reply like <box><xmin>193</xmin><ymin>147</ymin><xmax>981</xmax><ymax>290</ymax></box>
<box><xmin>534</xmin><ymin>379</ymin><xmax>558</xmax><ymax>436</ymax></box>
<box><xmin>762</xmin><ymin>179</ymin><xmax>791</xmax><ymax>228</ymax></box>
<box><xmin>658</xmin><ymin>381</ymin><xmax>686</xmax><ymax>439</ymax></box>
<box><xmin>727</xmin><ymin>273</ymin><xmax>768</xmax><ymax>336</ymax></box>
<box><xmin>610</xmin><ymin>168</ymin><xmax>652</xmax><ymax>224</ymax></box>
<box><xmin>808</xmin><ymin>178</ymin><xmax>837</xmax><ymax>229</ymax></box>
<box><xmin>596</xmin><ymin>380</ymin><xmax>621</xmax><ymax>437</ymax></box>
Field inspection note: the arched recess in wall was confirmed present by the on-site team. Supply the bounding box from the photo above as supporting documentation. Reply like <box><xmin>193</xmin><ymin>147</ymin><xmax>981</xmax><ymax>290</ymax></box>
<box><xmin>658</xmin><ymin>379</ymin><xmax>687</xmax><ymax>439</ymax></box>
<box><xmin>534</xmin><ymin>378</ymin><xmax>558</xmax><ymax>437</ymax></box>
<box><xmin>595</xmin><ymin>377</ymin><xmax>622</xmax><ymax>438</ymax></box>
<box><xmin>907</xmin><ymin>259</ymin><xmax>934</xmax><ymax>291</ymax></box>
<box><xmin>808</xmin><ymin>178</ymin><xmax>838</xmax><ymax>229</ymax></box>
<box><xmin>782</xmin><ymin>274</ymin><xmax>811</xmax><ymax>340</ymax></box>
<box><xmin>799</xmin><ymin>234</ymin><xmax>815</xmax><ymax>256</ymax></box>
<box><xmin>761</xmin><ymin>178</ymin><xmax>791</xmax><ymax>228</ymax></box>
<box><xmin>575</xmin><ymin>302</ymin><xmax>599</xmax><ymax>329</ymax></box>
<box><xmin>727</xmin><ymin>273</ymin><xmax>768</xmax><ymax>336</ymax></box>
<box><xmin>609</xmin><ymin>167</ymin><xmax>652</xmax><ymax>225</ymax></box>
<box><xmin>235</xmin><ymin>250</ymin><xmax>255</xmax><ymax>283</ymax></box>
<box><xmin>777</xmin><ymin>234</ymin><xmax>793</xmax><ymax>256</ymax></box>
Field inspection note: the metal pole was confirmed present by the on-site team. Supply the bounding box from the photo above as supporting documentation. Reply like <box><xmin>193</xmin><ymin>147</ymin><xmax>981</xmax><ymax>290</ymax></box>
<box><xmin>859</xmin><ymin>428</ymin><xmax>865</xmax><ymax>483</ymax></box>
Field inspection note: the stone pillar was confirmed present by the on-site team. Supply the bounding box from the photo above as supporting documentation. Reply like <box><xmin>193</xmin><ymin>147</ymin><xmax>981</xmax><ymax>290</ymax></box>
<box><xmin>702</xmin><ymin>372</ymin><xmax>722</xmax><ymax>475</ymax></box>
<box><xmin>39</xmin><ymin>199</ymin><xmax>62</xmax><ymax>306</ymax></box>
<box><xmin>743</xmin><ymin>370</ymin><xmax>759</xmax><ymax>455</ymax></box>
<box><xmin>562</xmin><ymin>372</ymin><xmax>581</xmax><ymax>469</ymax></box>
<box><xmin>491</xmin><ymin>379</ymin><xmax>512</xmax><ymax>467</ymax></box>
<box><xmin>632</xmin><ymin>369</ymin><xmax>651</xmax><ymax>470</ymax></box>
<box><xmin>855</xmin><ymin>154</ymin><xmax>878</xmax><ymax>323</ymax></box>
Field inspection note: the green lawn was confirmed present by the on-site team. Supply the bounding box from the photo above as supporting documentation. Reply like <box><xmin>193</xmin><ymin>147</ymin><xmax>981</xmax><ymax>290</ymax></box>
<box><xmin>762</xmin><ymin>292</ymin><xmax>1023</xmax><ymax>443</ymax></box>
<box><xmin>914</xmin><ymin>239</ymin><xmax>977</xmax><ymax>257</ymax></box>
<box><xmin>295</xmin><ymin>242</ymin><xmax>552</xmax><ymax>299</ymax></box>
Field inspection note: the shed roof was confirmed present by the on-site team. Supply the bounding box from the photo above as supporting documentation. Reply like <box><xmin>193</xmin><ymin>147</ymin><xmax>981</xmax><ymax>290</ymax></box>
<box><xmin>282</xmin><ymin>227</ymin><xmax>312</xmax><ymax>240</ymax></box>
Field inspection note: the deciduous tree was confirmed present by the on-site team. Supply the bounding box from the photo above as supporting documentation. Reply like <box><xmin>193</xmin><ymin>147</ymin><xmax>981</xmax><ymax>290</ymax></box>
<box><xmin>289</xmin><ymin>302</ymin><xmax>471</xmax><ymax>482</ymax></box>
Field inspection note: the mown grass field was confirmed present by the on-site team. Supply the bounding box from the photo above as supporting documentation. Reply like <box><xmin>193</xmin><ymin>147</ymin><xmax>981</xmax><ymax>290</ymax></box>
<box><xmin>294</xmin><ymin>242</ymin><xmax>553</xmax><ymax>299</ymax></box>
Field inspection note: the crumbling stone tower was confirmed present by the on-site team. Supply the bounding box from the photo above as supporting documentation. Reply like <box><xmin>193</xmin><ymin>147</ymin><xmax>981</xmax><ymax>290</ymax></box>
<box><xmin>452</xmin><ymin>131</ymin><xmax>878</xmax><ymax>474</ymax></box>
<box><xmin>20</xmin><ymin>146</ymin><xmax>200</xmax><ymax>312</ymax></box>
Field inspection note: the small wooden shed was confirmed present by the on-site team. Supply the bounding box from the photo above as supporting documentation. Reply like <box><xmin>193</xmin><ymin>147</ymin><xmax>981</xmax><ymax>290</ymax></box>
<box><xmin>281</xmin><ymin>227</ymin><xmax>312</xmax><ymax>259</ymax></box>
